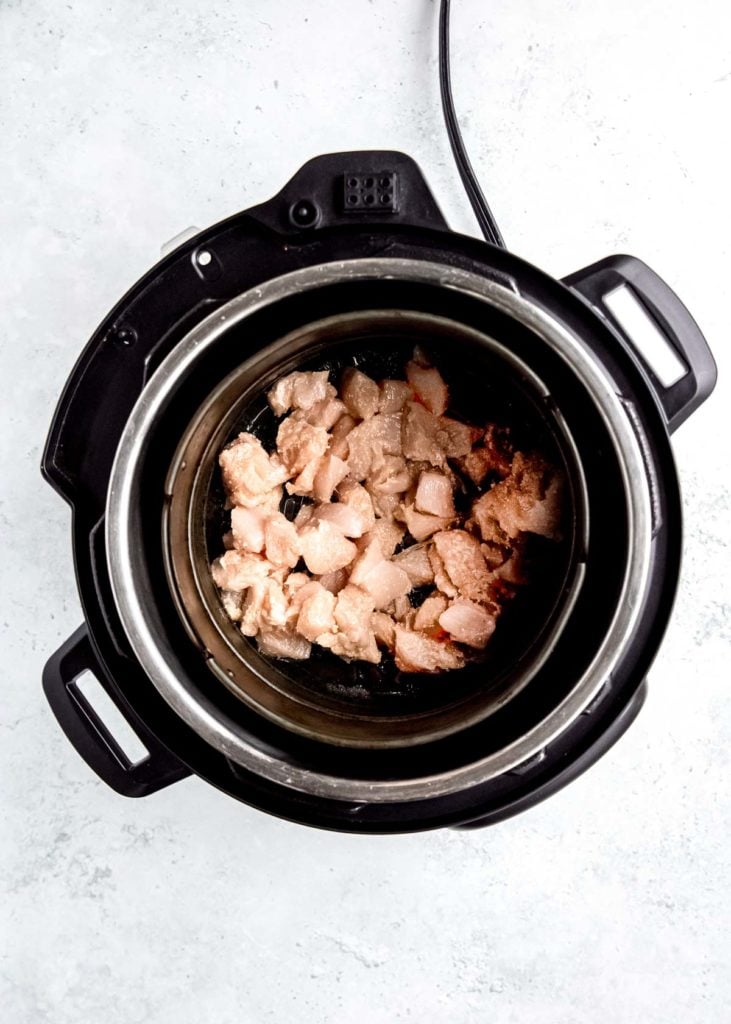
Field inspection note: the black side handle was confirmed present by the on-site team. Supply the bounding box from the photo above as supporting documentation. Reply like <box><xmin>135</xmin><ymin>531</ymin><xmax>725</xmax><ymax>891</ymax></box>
<box><xmin>43</xmin><ymin>625</ymin><xmax>191</xmax><ymax>797</ymax></box>
<box><xmin>563</xmin><ymin>255</ymin><xmax>717</xmax><ymax>432</ymax></box>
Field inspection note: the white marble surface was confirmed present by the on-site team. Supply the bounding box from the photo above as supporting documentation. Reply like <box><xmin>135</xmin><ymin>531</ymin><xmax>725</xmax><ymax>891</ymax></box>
<box><xmin>1</xmin><ymin>1</ymin><xmax>729</xmax><ymax>1021</ymax></box>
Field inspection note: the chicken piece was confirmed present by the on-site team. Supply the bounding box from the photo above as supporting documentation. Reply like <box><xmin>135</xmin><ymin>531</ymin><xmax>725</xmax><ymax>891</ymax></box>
<box><xmin>340</xmin><ymin>368</ymin><xmax>380</xmax><ymax>420</ymax></box>
<box><xmin>400</xmin><ymin>504</ymin><xmax>454</xmax><ymax>542</ymax></box>
<box><xmin>284</xmin><ymin>572</ymin><xmax>312</xmax><ymax>599</ymax></box>
<box><xmin>230</xmin><ymin>506</ymin><xmax>268</xmax><ymax>553</ymax></box>
<box><xmin>337</xmin><ymin>480</ymin><xmax>376</xmax><ymax>533</ymax></box>
<box><xmin>438</xmin><ymin>417</ymin><xmax>481</xmax><ymax>458</ymax></box>
<box><xmin>312</xmin><ymin>454</ymin><xmax>350</xmax><ymax>503</ymax></box>
<box><xmin>393</xmin><ymin>626</ymin><xmax>465</xmax><ymax>673</ymax></box>
<box><xmin>286</xmin><ymin>457</ymin><xmax>319</xmax><ymax>497</ymax></box>
<box><xmin>219</xmin><ymin>433</ymin><xmax>289</xmax><ymax>507</ymax></box>
<box><xmin>392</xmin><ymin>593</ymin><xmax>413</xmax><ymax>621</ymax></box>
<box><xmin>428</xmin><ymin>544</ymin><xmax>458</xmax><ymax>598</ymax></box>
<box><xmin>276</xmin><ymin>415</ymin><xmax>330</xmax><ymax>476</ymax></box>
<box><xmin>432</xmin><ymin>530</ymin><xmax>494</xmax><ymax>604</ymax></box>
<box><xmin>460</xmin><ymin>424</ymin><xmax>512</xmax><ymax>485</ymax></box>
<box><xmin>379</xmin><ymin>379</ymin><xmax>413</xmax><ymax>413</ymax></box>
<box><xmin>368</xmin><ymin>453</ymin><xmax>411</xmax><ymax>495</ymax></box>
<box><xmin>494</xmin><ymin>548</ymin><xmax>528</xmax><ymax>585</ymax></box>
<box><xmin>222</xmin><ymin>530</ymin><xmax>235</xmax><ymax>550</ymax></box>
<box><xmin>296</xmin><ymin>583</ymin><xmax>337</xmax><ymax>642</ymax></box>
<box><xmin>314</xmin><ymin>502</ymin><xmax>368</xmax><ymax>538</ymax></box>
<box><xmin>406</xmin><ymin>357</ymin><xmax>449</xmax><ymax>416</ymax></box>
<box><xmin>257</xmin><ymin>627</ymin><xmax>312</xmax><ymax>660</ymax></box>
<box><xmin>393</xmin><ymin>543</ymin><xmax>434</xmax><ymax>587</ymax></box>
<box><xmin>439</xmin><ymin>599</ymin><xmax>496</xmax><ymax>649</ymax></box>
<box><xmin>346</xmin><ymin>413</ymin><xmax>403</xmax><ymax>480</ymax></box>
<box><xmin>239</xmin><ymin>582</ymin><xmax>267</xmax><ymax>636</ymax></box>
<box><xmin>263</xmin><ymin>513</ymin><xmax>301</xmax><ymax>569</ymax></box>
<box><xmin>350</xmin><ymin>540</ymin><xmax>412</xmax><ymax>610</ymax></box>
<box><xmin>318</xmin><ymin>584</ymin><xmax>380</xmax><ymax>663</ymax></box>
<box><xmin>267</xmin><ymin>370</ymin><xmax>334</xmax><ymax>416</ymax></box>
<box><xmin>257</xmin><ymin>577</ymin><xmax>290</xmax><ymax>628</ymax></box>
<box><xmin>414</xmin><ymin>470</ymin><xmax>456</xmax><ymax>518</ymax></box>
<box><xmin>472</xmin><ymin>453</ymin><xmax>563</xmax><ymax>541</ymax></box>
<box><xmin>317</xmin><ymin>567</ymin><xmax>350</xmax><ymax>594</ymax></box>
<box><xmin>293</xmin><ymin>503</ymin><xmax>314</xmax><ymax>529</ymax></box>
<box><xmin>401</xmin><ymin>402</ymin><xmax>445</xmax><ymax>466</ymax></box>
<box><xmin>358</xmin><ymin>519</ymin><xmax>405</xmax><ymax>558</ymax></box>
<box><xmin>211</xmin><ymin>550</ymin><xmax>274</xmax><ymax>592</ymax></box>
<box><xmin>369</xmin><ymin>491</ymin><xmax>401</xmax><ymax>520</ymax></box>
<box><xmin>329</xmin><ymin>413</ymin><xmax>357</xmax><ymax>460</ymax></box>
<box><xmin>302</xmin><ymin>396</ymin><xmax>347</xmax><ymax>430</ymax></box>
<box><xmin>413</xmin><ymin>592</ymin><xmax>449</xmax><ymax>632</ymax></box>
<box><xmin>371</xmin><ymin>611</ymin><xmax>397</xmax><ymax>649</ymax></box>
<box><xmin>220</xmin><ymin>589</ymin><xmax>243</xmax><ymax>622</ymax></box>
<box><xmin>299</xmin><ymin>519</ymin><xmax>358</xmax><ymax>575</ymax></box>
<box><xmin>481</xmin><ymin>541</ymin><xmax>510</xmax><ymax>570</ymax></box>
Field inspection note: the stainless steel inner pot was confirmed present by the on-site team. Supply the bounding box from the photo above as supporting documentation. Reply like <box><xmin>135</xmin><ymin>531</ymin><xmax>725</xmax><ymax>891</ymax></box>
<box><xmin>106</xmin><ymin>258</ymin><xmax>653</xmax><ymax>803</ymax></box>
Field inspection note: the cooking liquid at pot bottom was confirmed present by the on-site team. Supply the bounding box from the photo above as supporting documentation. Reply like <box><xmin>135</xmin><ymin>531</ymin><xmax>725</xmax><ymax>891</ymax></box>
<box><xmin>204</xmin><ymin>338</ymin><xmax>574</xmax><ymax>714</ymax></box>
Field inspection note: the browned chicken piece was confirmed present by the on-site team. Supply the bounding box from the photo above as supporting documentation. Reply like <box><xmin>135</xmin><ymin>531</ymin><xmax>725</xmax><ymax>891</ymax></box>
<box><xmin>263</xmin><ymin>513</ymin><xmax>301</xmax><ymax>569</ymax></box>
<box><xmin>301</xmin><ymin>396</ymin><xmax>347</xmax><ymax>430</ymax></box>
<box><xmin>494</xmin><ymin>546</ymin><xmax>528</xmax><ymax>585</ymax></box>
<box><xmin>472</xmin><ymin>453</ymin><xmax>563</xmax><ymax>541</ymax></box>
<box><xmin>371</xmin><ymin>611</ymin><xmax>397</xmax><ymax>649</ymax></box>
<box><xmin>317</xmin><ymin>584</ymin><xmax>380</xmax><ymax>663</ymax></box>
<box><xmin>337</xmin><ymin>480</ymin><xmax>377</xmax><ymax>533</ymax></box>
<box><xmin>393</xmin><ymin>626</ymin><xmax>465</xmax><ymax>673</ymax></box>
<box><xmin>314</xmin><ymin>502</ymin><xmax>368</xmax><ymax>538</ymax></box>
<box><xmin>439</xmin><ymin>599</ymin><xmax>496</xmax><ymax>648</ymax></box>
<box><xmin>219</xmin><ymin>432</ymin><xmax>289</xmax><ymax>508</ymax></box>
<box><xmin>368</xmin><ymin>453</ymin><xmax>411</xmax><ymax>495</ymax></box>
<box><xmin>401</xmin><ymin>402</ymin><xmax>445</xmax><ymax>465</ymax></box>
<box><xmin>257</xmin><ymin>626</ymin><xmax>312</xmax><ymax>660</ymax></box>
<box><xmin>428</xmin><ymin>544</ymin><xmax>459</xmax><ymax>598</ymax></box>
<box><xmin>346</xmin><ymin>412</ymin><xmax>403</xmax><ymax>480</ymax></box>
<box><xmin>296</xmin><ymin>583</ymin><xmax>337</xmax><ymax>642</ymax></box>
<box><xmin>460</xmin><ymin>424</ymin><xmax>513</xmax><ymax>485</ymax></box>
<box><xmin>230</xmin><ymin>506</ymin><xmax>268</xmax><ymax>553</ymax></box>
<box><xmin>312</xmin><ymin>454</ymin><xmax>350</xmax><ymax>503</ymax></box>
<box><xmin>432</xmin><ymin>530</ymin><xmax>494</xmax><ymax>604</ymax></box>
<box><xmin>413</xmin><ymin>592</ymin><xmax>449</xmax><ymax>632</ymax></box>
<box><xmin>405</xmin><ymin>357</ymin><xmax>449</xmax><ymax>416</ymax></box>
<box><xmin>400</xmin><ymin>504</ymin><xmax>454</xmax><ymax>542</ymax></box>
<box><xmin>317</xmin><ymin>567</ymin><xmax>350</xmax><ymax>594</ymax></box>
<box><xmin>358</xmin><ymin>518</ymin><xmax>405</xmax><ymax>558</ymax></box>
<box><xmin>267</xmin><ymin>370</ymin><xmax>335</xmax><ymax>416</ymax></box>
<box><xmin>438</xmin><ymin>416</ymin><xmax>482</xmax><ymax>458</ymax></box>
<box><xmin>276</xmin><ymin>416</ymin><xmax>330</xmax><ymax>477</ymax></box>
<box><xmin>350</xmin><ymin>540</ymin><xmax>412</xmax><ymax>610</ymax></box>
<box><xmin>414</xmin><ymin>470</ymin><xmax>456</xmax><ymax>518</ymax></box>
<box><xmin>329</xmin><ymin>413</ymin><xmax>357</xmax><ymax>460</ymax></box>
<box><xmin>299</xmin><ymin>519</ymin><xmax>358</xmax><ymax>575</ymax></box>
<box><xmin>221</xmin><ymin>589</ymin><xmax>243</xmax><ymax>622</ymax></box>
<box><xmin>379</xmin><ymin>379</ymin><xmax>413</xmax><ymax>413</ymax></box>
<box><xmin>393</xmin><ymin>543</ymin><xmax>434</xmax><ymax>587</ymax></box>
<box><xmin>212</xmin><ymin>550</ymin><xmax>274</xmax><ymax>592</ymax></box>
<box><xmin>340</xmin><ymin>368</ymin><xmax>381</xmax><ymax>420</ymax></box>
<box><xmin>481</xmin><ymin>540</ymin><xmax>510</xmax><ymax>570</ymax></box>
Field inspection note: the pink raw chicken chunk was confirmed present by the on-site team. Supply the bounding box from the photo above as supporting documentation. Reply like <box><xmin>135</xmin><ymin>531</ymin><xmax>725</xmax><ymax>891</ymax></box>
<box><xmin>393</xmin><ymin>543</ymin><xmax>434</xmax><ymax>586</ymax></box>
<box><xmin>299</xmin><ymin>520</ymin><xmax>358</xmax><ymax>575</ymax></box>
<box><xmin>432</xmin><ymin>530</ymin><xmax>494</xmax><ymax>604</ymax></box>
<box><xmin>263</xmin><ymin>513</ymin><xmax>301</xmax><ymax>569</ymax></box>
<box><xmin>211</xmin><ymin>550</ymin><xmax>274</xmax><ymax>591</ymax></box>
<box><xmin>415</xmin><ymin>470</ymin><xmax>456</xmax><ymax>518</ymax></box>
<box><xmin>346</xmin><ymin>413</ymin><xmax>403</xmax><ymax>480</ymax></box>
<box><xmin>405</xmin><ymin>357</ymin><xmax>449</xmax><ymax>416</ymax></box>
<box><xmin>276</xmin><ymin>415</ymin><xmax>330</xmax><ymax>476</ymax></box>
<box><xmin>400</xmin><ymin>504</ymin><xmax>453</xmax><ymax>542</ymax></box>
<box><xmin>219</xmin><ymin>433</ymin><xmax>289</xmax><ymax>508</ymax></box>
<box><xmin>257</xmin><ymin>627</ymin><xmax>312</xmax><ymax>660</ymax></box>
<box><xmin>329</xmin><ymin>413</ymin><xmax>357</xmax><ymax>459</ymax></box>
<box><xmin>379</xmin><ymin>379</ymin><xmax>413</xmax><ymax>413</ymax></box>
<box><xmin>349</xmin><ymin>540</ymin><xmax>411</xmax><ymax>610</ymax></box>
<box><xmin>267</xmin><ymin>370</ymin><xmax>334</xmax><ymax>416</ymax></box>
<box><xmin>296</xmin><ymin>583</ymin><xmax>337</xmax><ymax>642</ymax></box>
<box><xmin>340</xmin><ymin>368</ymin><xmax>380</xmax><ymax>420</ymax></box>
<box><xmin>312</xmin><ymin>454</ymin><xmax>349</xmax><ymax>503</ymax></box>
<box><xmin>413</xmin><ymin>592</ymin><xmax>449</xmax><ymax>632</ymax></box>
<box><xmin>337</xmin><ymin>480</ymin><xmax>376</xmax><ymax>533</ymax></box>
<box><xmin>439</xmin><ymin>599</ymin><xmax>496</xmax><ymax>648</ymax></box>
<box><xmin>393</xmin><ymin>626</ymin><xmax>465</xmax><ymax>673</ymax></box>
<box><xmin>314</xmin><ymin>502</ymin><xmax>368</xmax><ymax>539</ymax></box>
<box><xmin>230</xmin><ymin>506</ymin><xmax>268</xmax><ymax>552</ymax></box>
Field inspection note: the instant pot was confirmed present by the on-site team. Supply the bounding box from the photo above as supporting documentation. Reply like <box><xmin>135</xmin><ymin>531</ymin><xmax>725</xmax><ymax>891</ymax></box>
<box><xmin>42</xmin><ymin>150</ymin><xmax>716</xmax><ymax>832</ymax></box>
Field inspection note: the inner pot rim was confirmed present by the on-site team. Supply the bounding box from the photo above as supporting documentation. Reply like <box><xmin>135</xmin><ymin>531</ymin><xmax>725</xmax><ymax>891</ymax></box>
<box><xmin>105</xmin><ymin>257</ymin><xmax>653</xmax><ymax>803</ymax></box>
<box><xmin>164</xmin><ymin>308</ymin><xmax>587</xmax><ymax>748</ymax></box>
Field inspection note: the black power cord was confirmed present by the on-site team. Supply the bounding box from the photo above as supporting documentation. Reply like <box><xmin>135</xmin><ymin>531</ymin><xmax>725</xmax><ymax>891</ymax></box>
<box><xmin>438</xmin><ymin>0</ymin><xmax>505</xmax><ymax>248</ymax></box>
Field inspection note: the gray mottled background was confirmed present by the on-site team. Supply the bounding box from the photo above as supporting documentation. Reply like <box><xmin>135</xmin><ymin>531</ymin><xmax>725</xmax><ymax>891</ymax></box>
<box><xmin>1</xmin><ymin>1</ymin><xmax>729</xmax><ymax>1021</ymax></box>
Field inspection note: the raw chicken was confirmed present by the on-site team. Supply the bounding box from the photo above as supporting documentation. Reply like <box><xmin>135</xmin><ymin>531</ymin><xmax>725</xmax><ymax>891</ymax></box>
<box><xmin>329</xmin><ymin>413</ymin><xmax>357</xmax><ymax>459</ymax></box>
<box><xmin>257</xmin><ymin>627</ymin><xmax>312</xmax><ymax>660</ymax></box>
<box><xmin>400</xmin><ymin>504</ymin><xmax>453</xmax><ymax>542</ymax></box>
<box><xmin>211</xmin><ymin>550</ymin><xmax>274</xmax><ymax>591</ymax></box>
<box><xmin>314</xmin><ymin>502</ymin><xmax>369</xmax><ymax>538</ymax></box>
<box><xmin>431</xmin><ymin>530</ymin><xmax>494</xmax><ymax>604</ymax></box>
<box><xmin>413</xmin><ymin>592</ymin><xmax>449</xmax><ymax>632</ymax></box>
<box><xmin>371</xmin><ymin>611</ymin><xmax>397</xmax><ymax>649</ymax></box>
<box><xmin>312</xmin><ymin>454</ymin><xmax>349</xmax><ymax>503</ymax></box>
<box><xmin>346</xmin><ymin>413</ymin><xmax>403</xmax><ymax>480</ymax></box>
<box><xmin>414</xmin><ymin>470</ymin><xmax>456</xmax><ymax>518</ymax></box>
<box><xmin>472</xmin><ymin>453</ymin><xmax>563</xmax><ymax>541</ymax></box>
<box><xmin>230</xmin><ymin>506</ymin><xmax>268</xmax><ymax>553</ymax></box>
<box><xmin>296</xmin><ymin>583</ymin><xmax>337</xmax><ymax>642</ymax></box>
<box><xmin>340</xmin><ymin>368</ymin><xmax>380</xmax><ymax>420</ymax></box>
<box><xmin>379</xmin><ymin>379</ymin><xmax>413</xmax><ymax>413</ymax></box>
<box><xmin>299</xmin><ymin>519</ymin><xmax>358</xmax><ymax>575</ymax></box>
<box><xmin>267</xmin><ymin>370</ymin><xmax>335</xmax><ymax>416</ymax></box>
<box><xmin>405</xmin><ymin>356</ymin><xmax>449</xmax><ymax>416</ymax></box>
<box><xmin>393</xmin><ymin>626</ymin><xmax>465</xmax><ymax>673</ymax></box>
<box><xmin>350</xmin><ymin>541</ymin><xmax>411</xmax><ymax>610</ymax></box>
<box><xmin>358</xmin><ymin>518</ymin><xmax>405</xmax><ymax>558</ymax></box>
<box><xmin>439</xmin><ymin>599</ymin><xmax>496</xmax><ymax>648</ymax></box>
<box><xmin>219</xmin><ymin>433</ymin><xmax>289</xmax><ymax>508</ymax></box>
<box><xmin>393</xmin><ymin>543</ymin><xmax>434</xmax><ymax>587</ymax></box>
<box><xmin>276</xmin><ymin>416</ymin><xmax>330</xmax><ymax>476</ymax></box>
<box><xmin>263</xmin><ymin>513</ymin><xmax>301</xmax><ymax>569</ymax></box>
<box><xmin>337</xmin><ymin>480</ymin><xmax>376</xmax><ymax>533</ymax></box>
